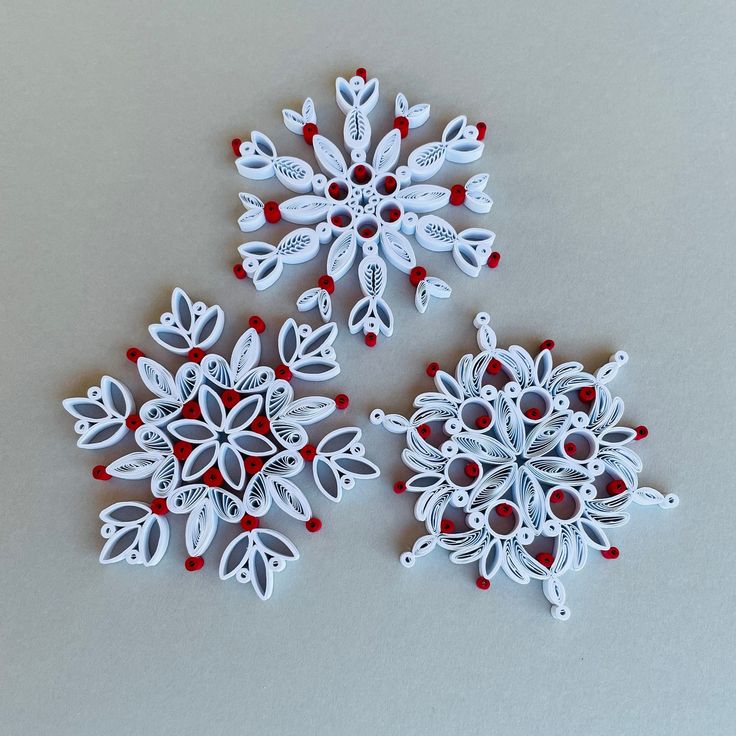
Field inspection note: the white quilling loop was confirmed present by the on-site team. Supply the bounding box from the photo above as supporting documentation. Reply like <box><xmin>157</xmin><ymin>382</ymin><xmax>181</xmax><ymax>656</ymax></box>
<box><xmin>443</xmin><ymin>418</ymin><xmax>461</xmax><ymax>435</ymax></box>
<box><xmin>376</xmin><ymin>315</ymin><xmax>677</xmax><ymax>618</ymax></box>
<box><xmin>662</xmin><ymin>493</ymin><xmax>679</xmax><ymax>508</ymax></box>
<box><xmin>394</xmin><ymin>165</ymin><xmax>412</xmax><ymax>186</ymax></box>
<box><xmin>400</xmin><ymin>551</ymin><xmax>416</xmax><ymax>568</ymax></box>
<box><xmin>474</xmin><ymin>312</ymin><xmax>491</xmax><ymax>328</ymax></box>
<box><xmin>351</xmin><ymin>149</ymin><xmax>366</xmax><ymax>163</ymax></box>
<box><xmin>551</xmin><ymin>605</ymin><xmax>571</xmax><ymax>621</ymax></box>
<box><xmin>463</xmin><ymin>125</ymin><xmax>479</xmax><ymax>140</ymax></box>
<box><xmin>311</xmin><ymin>174</ymin><xmax>327</xmax><ymax>193</ymax></box>
<box><xmin>64</xmin><ymin>287</ymin><xmax>380</xmax><ymax>599</ymax></box>
<box><xmin>612</xmin><ymin>350</ymin><xmax>629</xmax><ymax>366</ymax></box>
<box><xmin>370</xmin><ymin>409</ymin><xmax>385</xmax><ymax>425</ymax></box>
<box><xmin>315</xmin><ymin>222</ymin><xmax>332</xmax><ymax>244</ymax></box>
<box><xmin>400</xmin><ymin>211</ymin><xmax>418</xmax><ymax>235</ymax></box>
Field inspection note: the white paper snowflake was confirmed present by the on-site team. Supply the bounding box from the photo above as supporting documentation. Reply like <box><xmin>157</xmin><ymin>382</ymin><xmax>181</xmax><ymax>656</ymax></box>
<box><xmin>62</xmin><ymin>288</ymin><xmax>379</xmax><ymax>600</ymax></box>
<box><xmin>370</xmin><ymin>312</ymin><xmax>678</xmax><ymax>620</ymax></box>
<box><xmin>231</xmin><ymin>67</ymin><xmax>499</xmax><ymax>347</ymax></box>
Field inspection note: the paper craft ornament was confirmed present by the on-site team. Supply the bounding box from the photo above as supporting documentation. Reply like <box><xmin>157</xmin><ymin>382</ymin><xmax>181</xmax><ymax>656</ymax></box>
<box><xmin>370</xmin><ymin>312</ymin><xmax>677</xmax><ymax>619</ymax></box>
<box><xmin>63</xmin><ymin>288</ymin><xmax>379</xmax><ymax>600</ymax></box>
<box><xmin>231</xmin><ymin>67</ymin><xmax>499</xmax><ymax>346</ymax></box>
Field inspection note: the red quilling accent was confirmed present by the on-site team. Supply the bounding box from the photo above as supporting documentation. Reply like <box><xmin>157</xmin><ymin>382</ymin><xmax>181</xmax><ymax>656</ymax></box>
<box><xmin>426</xmin><ymin>362</ymin><xmax>440</xmax><ymax>377</ymax></box>
<box><xmin>302</xmin><ymin>122</ymin><xmax>318</xmax><ymax>145</ymax></box>
<box><xmin>173</xmin><ymin>441</ymin><xmax>193</xmax><ymax>461</ymax></box>
<box><xmin>328</xmin><ymin>182</ymin><xmax>341</xmax><ymax>198</ymax></box>
<box><xmin>496</xmin><ymin>503</ymin><xmax>513</xmax><ymax>517</ymax></box>
<box><xmin>365</xmin><ymin>332</ymin><xmax>377</xmax><ymax>347</ymax></box>
<box><xmin>550</xmin><ymin>489</ymin><xmax>565</xmax><ymax>504</ymax></box>
<box><xmin>383</xmin><ymin>175</ymin><xmax>397</xmax><ymax>194</ymax></box>
<box><xmin>245</xmin><ymin>456</ymin><xmax>264</xmax><ymax>475</ymax></box>
<box><xmin>417</xmin><ymin>423</ymin><xmax>431</xmax><ymax>439</ymax></box>
<box><xmin>335</xmin><ymin>394</ymin><xmax>349</xmax><ymax>410</ymax></box>
<box><xmin>487</xmin><ymin>252</ymin><xmax>501</xmax><ymax>268</ymax></box>
<box><xmin>233</xmin><ymin>263</ymin><xmax>247</xmax><ymax>280</ymax></box>
<box><xmin>187</xmin><ymin>347</ymin><xmax>205</xmax><ymax>363</ymax></box>
<box><xmin>331</xmin><ymin>214</ymin><xmax>346</xmax><ymax>227</ymax></box>
<box><xmin>251</xmin><ymin>415</ymin><xmax>271</xmax><ymax>435</ymax></box>
<box><xmin>393</xmin><ymin>481</ymin><xmax>407</xmax><ymax>494</ymax></box>
<box><xmin>125</xmin><ymin>414</ymin><xmax>142</xmax><ymax>430</ymax></box>
<box><xmin>475</xmin><ymin>415</ymin><xmax>492</xmax><ymax>429</ymax></box>
<box><xmin>299</xmin><ymin>444</ymin><xmax>317</xmax><ymax>462</ymax></box>
<box><xmin>393</xmin><ymin>116</ymin><xmax>409</xmax><ymax>138</ymax></box>
<box><xmin>476</xmin><ymin>576</ymin><xmax>491</xmax><ymax>590</ymax></box>
<box><xmin>306</xmin><ymin>517</ymin><xmax>322</xmax><ymax>533</ymax></box>
<box><xmin>126</xmin><ymin>347</ymin><xmax>145</xmax><ymax>363</ymax></box>
<box><xmin>150</xmin><ymin>498</ymin><xmax>169</xmax><ymax>515</ymax></box>
<box><xmin>275</xmin><ymin>364</ymin><xmax>293</xmax><ymax>381</ymax></box>
<box><xmin>203</xmin><ymin>467</ymin><xmax>223</xmax><ymax>487</ymax></box>
<box><xmin>264</xmin><ymin>201</ymin><xmax>281</xmax><ymax>224</ymax></box>
<box><xmin>385</xmin><ymin>207</ymin><xmax>401</xmax><ymax>223</ymax></box>
<box><xmin>449</xmin><ymin>184</ymin><xmax>466</xmax><ymax>206</ymax></box>
<box><xmin>248</xmin><ymin>315</ymin><xmax>266</xmax><ymax>333</ymax></box>
<box><xmin>359</xmin><ymin>225</ymin><xmax>376</xmax><ymax>238</ymax></box>
<box><xmin>240</xmin><ymin>514</ymin><xmax>260</xmax><ymax>531</ymax></box>
<box><xmin>579</xmin><ymin>386</ymin><xmax>596</xmax><ymax>403</ymax></box>
<box><xmin>536</xmin><ymin>552</ymin><xmax>554</xmax><ymax>568</ymax></box>
<box><xmin>539</xmin><ymin>339</ymin><xmax>555</xmax><ymax>351</ymax></box>
<box><xmin>602</xmin><ymin>546</ymin><xmax>620</xmax><ymax>559</ymax></box>
<box><xmin>476</xmin><ymin>122</ymin><xmax>487</xmax><ymax>141</ymax></box>
<box><xmin>409</xmin><ymin>266</ymin><xmax>427</xmax><ymax>286</ymax></box>
<box><xmin>635</xmin><ymin>425</ymin><xmax>649</xmax><ymax>440</ymax></box>
<box><xmin>440</xmin><ymin>519</ymin><xmax>456</xmax><ymax>533</ymax></box>
<box><xmin>355</xmin><ymin>67</ymin><xmax>367</xmax><ymax>81</ymax></box>
<box><xmin>353</xmin><ymin>164</ymin><xmax>369</xmax><ymax>184</ymax></box>
<box><xmin>221</xmin><ymin>389</ymin><xmax>241</xmax><ymax>409</ymax></box>
<box><xmin>524</xmin><ymin>408</ymin><xmax>542</xmax><ymax>420</ymax></box>
<box><xmin>607</xmin><ymin>480</ymin><xmax>627</xmax><ymax>496</ymax></box>
<box><xmin>487</xmin><ymin>358</ymin><xmax>502</xmax><ymax>375</ymax></box>
<box><xmin>318</xmin><ymin>274</ymin><xmax>335</xmax><ymax>294</ymax></box>
<box><xmin>465</xmin><ymin>463</ymin><xmax>480</xmax><ymax>478</ymax></box>
<box><xmin>92</xmin><ymin>465</ymin><xmax>111</xmax><ymax>481</ymax></box>
<box><xmin>231</xmin><ymin>138</ymin><xmax>242</xmax><ymax>156</ymax></box>
<box><xmin>185</xmin><ymin>556</ymin><xmax>204</xmax><ymax>572</ymax></box>
<box><xmin>564</xmin><ymin>442</ymin><xmax>577</xmax><ymax>456</ymax></box>
<box><xmin>182</xmin><ymin>401</ymin><xmax>201</xmax><ymax>420</ymax></box>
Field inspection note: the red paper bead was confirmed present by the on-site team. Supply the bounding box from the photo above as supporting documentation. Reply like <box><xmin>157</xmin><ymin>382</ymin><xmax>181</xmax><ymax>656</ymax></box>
<box><xmin>248</xmin><ymin>315</ymin><xmax>266</xmax><ymax>334</ymax></box>
<box><xmin>496</xmin><ymin>503</ymin><xmax>513</xmax><ymax>517</ymax></box>
<box><xmin>299</xmin><ymin>444</ymin><xmax>317</xmax><ymax>462</ymax></box>
<box><xmin>359</xmin><ymin>225</ymin><xmax>376</xmax><ymax>238</ymax></box>
<box><xmin>365</xmin><ymin>332</ymin><xmax>377</xmax><ymax>347</ymax></box>
<box><xmin>635</xmin><ymin>425</ymin><xmax>649</xmax><ymax>440</ymax></box>
<box><xmin>417</xmin><ymin>423</ymin><xmax>431</xmax><ymax>439</ymax></box>
<box><xmin>306</xmin><ymin>517</ymin><xmax>322</xmax><ymax>533</ymax></box>
<box><xmin>233</xmin><ymin>263</ymin><xmax>247</xmax><ymax>280</ymax></box>
<box><xmin>524</xmin><ymin>408</ymin><xmax>542</xmax><ymax>420</ymax></box>
<box><xmin>449</xmin><ymin>184</ymin><xmax>466</xmax><ymax>206</ymax></box>
<box><xmin>476</xmin><ymin>576</ymin><xmax>491</xmax><ymax>590</ymax></box>
<box><xmin>251</xmin><ymin>415</ymin><xmax>271</xmax><ymax>435</ymax></box>
<box><xmin>383</xmin><ymin>175</ymin><xmax>397</xmax><ymax>193</ymax></box>
<box><xmin>335</xmin><ymin>393</ymin><xmax>349</xmax><ymax>410</ymax></box>
<box><xmin>440</xmin><ymin>519</ymin><xmax>455</xmax><ymax>534</ymax></box>
<box><xmin>353</xmin><ymin>164</ymin><xmax>369</xmax><ymax>183</ymax></box>
<box><xmin>125</xmin><ymin>414</ymin><xmax>142</xmax><ymax>430</ymax></box>
<box><xmin>185</xmin><ymin>556</ymin><xmax>204</xmax><ymax>572</ymax></box>
<box><xmin>328</xmin><ymin>182</ymin><xmax>342</xmax><ymax>199</ymax></box>
<box><xmin>231</xmin><ymin>138</ymin><xmax>242</xmax><ymax>156</ymax></box>
<box><xmin>465</xmin><ymin>462</ymin><xmax>480</xmax><ymax>478</ymax></box>
<box><xmin>355</xmin><ymin>67</ymin><xmax>367</xmax><ymax>81</ymax></box>
<box><xmin>275</xmin><ymin>364</ymin><xmax>293</xmax><ymax>381</ymax></box>
<box><xmin>409</xmin><ymin>266</ymin><xmax>427</xmax><ymax>286</ymax></box>
<box><xmin>536</xmin><ymin>552</ymin><xmax>554</xmax><ymax>568</ymax></box>
<box><xmin>221</xmin><ymin>389</ymin><xmax>241</xmax><ymax>409</ymax></box>
<box><xmin>487</xmin><ymin>358</ymin><xmax>502</xmax><ymax>374</ymax></box>
<box><xmin>476</xmin><ymin>122</ymin><xmax>487</xmax><ymax>141</ymax></box>
<box><xmin>203</xmin><ymin>467</ymin><xmax>223</xmax><ymax>487</ymax></box>
<box><xmin>302</xmin><ymin>122</ymin><xmax>318</xmax><ymax>144</ymax></box>
<box><xmin>602</xmin><ymin>546</ymin><xmax>620</xmax><ymax>560</ymax></box>
<box><xmin>578</xmin><ymin>386</ymin><xmax>596</xmax><ymax>402</ymax></box>
<box><xmin>393</xmin><ymin>481</ymin><xmax>407</xmax><ymax>494</ymax></box>
<box><xmin>240</xmin><ymin>514</ymin><xmax>260</xmax><ymax>531</ymax></box>
<box><xmin>318</xmin><ymin>274</ymin><xmax>335</xmax><ymax>294</ymax></box>
<box><xmin>92</xmin><ymin>465</ymin><xmax>111</xmax><ymax>481</ymax></box>
<box><xmin>550</xmin><ymin>489</ymin><xmax>565</xmax><ymax>504</ymax></box>
<box><xmin>331</xmin><ymin>214</ymin><xmax>346</xmax><ymax>227</ymax></box>
<box><xmin>264</xmin><ymin>201</ymin><xmax>281</xmax><ymax>224</ymax></box>
<box><xmin>385</xmin><ymin>207</ymin><xmax>401</xmax><ymax>222</ymax></box>
<box><xmin>607</xmin><ymin>479</ymin><xmax>627</xmax><ymax>496</ymax></box>
<box><xmin>173</xmin><ymin>441</ymin><xmax>193</xmax><ymax>461</ymax></box>
<box><xmin>126</xmin><ymin>347</ymin><xmax>145</xmax><ymax>363</ymax></box>
<box><xmin>426</xmin><ymin>362</ymin><xmax>440</xmax><ymax>377</ymax></box>
<box><xmin>539</xmin><ymin>339</ymin><xmax>555</xmax><ymax>351</ymax></box>
<box><xmin>564</xmin><ymin>442</ymin><xmax>577</xmax><ymax>456</ymax></box>
<box><xmin>150</xmin><ymin>498</ymin><xmax>169</xmax><ymax>515</ymax></box>
<box><xmin>487</xmin><ymin>252</ymin><xmax>501</xmax><ymax>268</ymax></box>
<box><xmin>182</xmin><ymin>401</ymin><xmax>201</xmax><ymax>420</ymax></box>
<box><xmin>475</xmin><ymin>415</ymin><xmax>492</xmax><ymax>430</ymax></box>
<box><xmin>393</xmin><ymin>116</ymin><xmax>409</xmax><ymax>138</ymax></box>
<box><xmin>245</xmin><ymin>456</ymin><xmax>264</xmax><ymax>474</ymax></box>
<box><xmin>187</xmin><ymin>347</ymin><xmax>205</xmax><ymax>363</ymax></box>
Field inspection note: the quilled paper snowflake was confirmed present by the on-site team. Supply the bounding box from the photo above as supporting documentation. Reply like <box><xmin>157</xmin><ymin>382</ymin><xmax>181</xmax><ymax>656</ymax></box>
<box><xmin>62</xmin><ymin>288</ymin><xmax>379</xmax><ymax>600</ymax></box>
<box><xmin>231</xmin><ymin>67</ymin><xmax>499</xmax><ymax>347</ymax></box>
<box><xmin>370</xmin><ymin>312</ymin><xmax>678</xmax><ymax>620</ymax></box>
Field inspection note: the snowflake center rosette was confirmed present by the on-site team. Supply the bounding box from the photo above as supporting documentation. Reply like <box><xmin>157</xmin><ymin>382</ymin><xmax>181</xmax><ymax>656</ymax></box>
<box><xmin>371</xmin><ymin>312</ymin><xmax>678</xmax><ymax>620</ymax></box>
<box><xmin>63</xmin><ymin>288</ymin><xmax>379</xmax><ymax>600</ymax></box>
<box><xmin>232</xmin><ymin>68</ymin><xmax>498</xmax><ymax>346</ymax></box>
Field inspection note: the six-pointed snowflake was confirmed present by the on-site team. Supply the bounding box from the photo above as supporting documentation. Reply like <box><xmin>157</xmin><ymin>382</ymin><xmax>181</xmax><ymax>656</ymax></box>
<box><xmin>371</xmin><ymin>312</ymin><xmax>677</xmax><ymax>619</ymax></box>
<box><xmin>231</xmin><ymin>67</ymin><xmax>499</xmax><ymax>346</ymax></box>
<box><xmin>63</xmin><ymin>288</ymin><xmax>379</xmax><ymax>600</ymax></box>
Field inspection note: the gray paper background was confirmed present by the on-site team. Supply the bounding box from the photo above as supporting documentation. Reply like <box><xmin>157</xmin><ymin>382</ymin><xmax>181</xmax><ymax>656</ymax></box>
<box><xmin>2</xmin><ymin>1</ymin><xmax>734</xmax><ymax>734</ymax></box>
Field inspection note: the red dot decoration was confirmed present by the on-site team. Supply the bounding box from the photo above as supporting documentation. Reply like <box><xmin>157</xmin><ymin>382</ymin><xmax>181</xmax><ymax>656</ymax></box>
<box><xmin>440</xmin><ymin>519</ymin><xmax>456</xmax><ymax>534</ymax></box>
<box><xmin>173</xmin><ymin>441</ymin><xmax>193</xmax><ymax>461</ymax></box>
<box><xmin>524</xmin><ymin>408</ymin><xmax>542</xmax><ymax>420</ymax></box>
<box><xmin>126</xmin><ymin>347</ymin><xmax>145</xmax><ymax>363</ymax></box>
<box><xmin>355</xmin><ymin>67</ymin><xmax>367</xmax><ymax>81</ymax></box>
<box><xmin>476</xmin><ymin>576</ymin><xmax>491</xmax><ymax>590</ymax></box>
<box><xmin>187</xmin><ymin>347</ymin><xmax>205</xmax><ymax>364</ymax></box>
<box><xmin>393</xmin><ymin>116</ymin><xmax>409</xmax><ymax>138</ymax></box>
<box><xmin>449</xmin><ymin>184</ymin><xmax>466</xmax><ymax>206</ymax></box>
<box><xmin>426</xmin><ymin>362</ymin><xmax>440</xmax><ymax>377</ymax></box>
<box><xmin>536</xmin><ymin>552</ymin><xmax>554</xmax><ymax>568</ymax></box>
<box><xmin>383</xmin><ymin>175</ymin><xmax>397</xmax><ymax>193</ymax></box>
<box><xmin>92</xmin><ymin>465</ymin><xmax>111</xmax><ymax>481</ymax></box>
<box><xmin>245</xmin><ymin>456</ymin><xmax>264</xmax><ymax>475</ymax></box>
<box><xmin>248</xmin><ymin>315</ymin><xmax>266</xmax><ymax>334</ymax></box>
<box><xmin>150</xmin><ymin>498</ymin><xmax>169</xmax><ymax>515</ymax></box>
<box><xmin>486</xmin><ymin>358</ymin><xmax>502</xmax><ymax>375</ymax></box>
<box><xmin>465</xmin><ymin>462</ymin><xmax>480</xmax><ymax>478</ymax></box>
<box><xmin>417</xmin><ymin>423</ymin><xmax>431</xmax><ymax>439</ymax></box>
<box><xmin>365</xmin><ymin>332</ymin><xmax>377</xmax><ymax>347</ymax></box>
<box><xmin>275</xmin><ymin>364</ymin><xmax>293</xmax><ymax>381</ymax></box>
<box><xmin>221</xmin><ymin>389</ymin><xmax>241</xmax><ymax>409</ymax></box>
<box><xmin>607</xmin><ymin>480</ymin><xmax>627</xmax><ymax>496</ymax></box>
<box><xmin>409</xmin><ymin>266</ymin><xmax>427</xmax><ymax>287</ymax></box>
<box><xmin>550</xmin><ymin>489</ymin><xmax>565</xmax><ymax>504</ymax></box>
<box><xmin>251</xmin><ymin>415</ymin><xmax>271</xmax><ymax>435</ymax></box>
<box><xmin>264</xmin><ymin>201</ymin><xmax>281</xmax><ymax>224</ymax></box>
<box><xmin>302</xmin><ymin>122</ymin><xmax>318</xmax><ymax>145</ymax></box>
<box><xmin>487</xmin><ymin>252</ymin><xmax>501</xmax><ymax>268</ymax></box>
<box><xmin>203</xmin><ymin>467</ymin><xmax>223</xmax><ymax>487</ymax></box>
<box><xmin>182</xmin><ymin>401</ymin><xmax>201</xmax><ymax>420</ymax></box>
<box><xmin>125</xmin><ymin>414</ymin><xmax>142</xmax><ymax>430</ymax></box>
<box><xmin>233</xmin><ymin>263</ymin><xmax>247</xmax><ymax>280</ymax></box>
<box><xmin>231</xmin><ymin>138</ymin><xmax>242</xmax><ymax>156</ymax></box>
<box><xmin>299</xmin><ymin>444</ymin><xmax>317</xmax><ymax>462</ymax></box>
<box><xmin>635</xmin><ymin>425</ymin><xmax>649</xmax><ymax>440</ymax></box>
<box><xmin>579</xmin><ymin>387</ymin><xmax>596</xmax><ymax>403</ymax></box>
<box><xmin>318</xmin><ymin>274</ymin><xmax>335</xmax><ymax>294</ymax></box>
<box><xmin>335</xmin><ymin>394</ymin><xmax>350</xmax><ymax>410</ymax></box>
<box><xmin>539</xmin><ymin>339</ymin><xmax>555</xmax><ymax>351</ymax></box>
<box><xmin>240</xmin><ymin>514</ymin><xmax>260</xmax><ymax>531</ymax></box>
<box><xmin>393</xmin><ymin>481</ymin><xmax>407</xmax><ymax>494</ymax></box>
<box><xmin>353</xmin><ymin>164</ymin><xmax>369</xmax><ymax>183</ymax></box>
<box><xmin>564</xmin><ymin>442</ymin><xmax>577</xmax><ymax>456</ymax></box>
<box><xmin>602</xmin><ymin>546</ymin><xmax>620</xmax><ymax>560</ymax></box>
<box><xmin>476</xmin><ymin>122</ymin><xmax>487</xmax><ymax>141</ymax></box>
<box><xmin>306</xmin><ymin>517</ymin><xmax>322</xmax><ymax>533</ymax></box>
<box><xmin>475</xmin><ymin>415</ymin><xmax>492</xmax><ymax>430</ymax></box>
<box><xmin>496</xmin><ymin>503</ymin><xmax>513</xmax><ymax>517</ymax></box>
<box><xmin>185</xmin><ymin>556</ymin><xmax>204</xmax><ymax>572</ymax></box>
<box><xmin>328</xmin><ymin>182</ymin><xmax>342</xmax><ymax>199</ymax></box>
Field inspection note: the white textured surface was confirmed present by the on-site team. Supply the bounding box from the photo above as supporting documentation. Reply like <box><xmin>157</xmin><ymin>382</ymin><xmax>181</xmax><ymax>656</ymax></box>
<box><xmin>1</xmin><ymin>2</ymin><xmax>734</xmax><ymax>734</ymax></box>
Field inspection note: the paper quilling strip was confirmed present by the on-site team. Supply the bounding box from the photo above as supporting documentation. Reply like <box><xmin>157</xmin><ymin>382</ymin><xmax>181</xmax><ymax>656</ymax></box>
<box><xmin>370</xmin><ymin>313</ymin><xmax>678</xmax><ymax>620</ymax></box>
<box><xmin>231</xmin><ymin>67</ymin><xmax>499</xmax><ymax>346</ymax></box>
<box><xmin>62</xmin><ymin>288</ymin><xmax>379</xmax><ymax>600</ymax></box>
